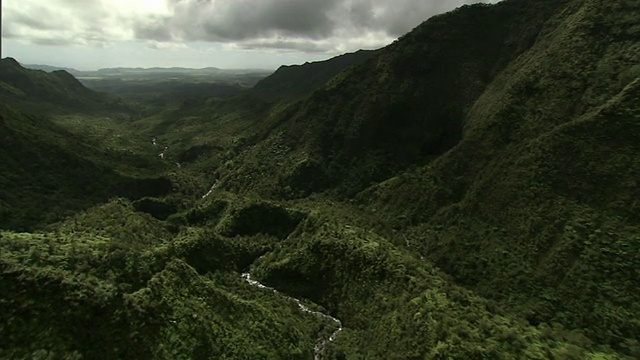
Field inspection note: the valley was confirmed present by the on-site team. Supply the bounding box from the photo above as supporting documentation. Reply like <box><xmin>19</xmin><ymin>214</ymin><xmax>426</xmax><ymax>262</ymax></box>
<box><xmin>1</xmin><ymin>0</ymin><xmax>640</xmax><ymax>359</ymax></box>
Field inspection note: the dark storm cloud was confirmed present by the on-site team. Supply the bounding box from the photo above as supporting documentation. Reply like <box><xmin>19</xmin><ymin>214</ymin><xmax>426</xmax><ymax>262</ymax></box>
<box><xmin>134</xmin><ymin>16</ymin><xmax>175</xmax><ymax>42</ymax></box>
<box><xmin>32</xmin><ymin>38</ymin><xmax>79</xmax><ymax>46</ymax></box>
<box><xmin>340</xmin><ymin>0</ymin><xmax>479</xmax><ymax>36</ymax></box>
<box><xmin>133</xmin><ymin>0</ymin><xmax>499</xmax><ymax>52</ymax></box>
<box><xmin>6</xmin><ymin>0</ymin><xmax>500</xmax><ymax>53</ymax></box>
<box><xmin>135</xmin><ymin>0</ymin><xmax>340</xmax><ymax>42</ymax></box>
<box><xmin>237</xmin><ymin>39</ymin><xmax>329</xmax><ymax>53</ymax></box>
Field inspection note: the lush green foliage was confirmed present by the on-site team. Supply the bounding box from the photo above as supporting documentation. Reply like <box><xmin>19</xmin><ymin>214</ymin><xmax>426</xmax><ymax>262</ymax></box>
<box><xmin>1</xmin><ymin>0</ymin><xmax>640</xmax><ymax>358</ymax></box>
<box><xmin>0</xmin><ymin>58</ymin><xmax>129</xmax><ymax>114</ymax></box>
<box><xmin>0</xmin><ymin>105</ymin><xmax>172</xmax><ymax>231</ymax></box>
<box><xmin>1</xmin><ymin>199</ymin><xmax>323</xmax><ymax>359</ymax></box>
<box><xmin>249</xmin><ymin>50</ymin><xmax>377</xmax><ymax>102</ymax></box>
<box><xmin>355</xmin><ymin>0</ymin><xmax>640</xmax><ymax>354</ymax></box>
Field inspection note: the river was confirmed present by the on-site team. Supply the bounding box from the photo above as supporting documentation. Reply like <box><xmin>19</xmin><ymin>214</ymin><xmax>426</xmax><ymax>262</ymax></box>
<box><xmin>242</xmin><ymin>273</ymin><xmax>342</xmax><ymax>360</ymax></box>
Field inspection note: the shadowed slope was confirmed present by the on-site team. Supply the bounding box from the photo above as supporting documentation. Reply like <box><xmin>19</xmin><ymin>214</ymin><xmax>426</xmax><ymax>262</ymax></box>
<box><xmin>0</xmin><ymin>105</ymin><xmax>172</xmax><ymax>231</ymax></box>
<box><xmin>356</xmin><ymin>0</ymin><xmax>640</xmax><ymax>350</ymax></box>
<box><xmin>216</xmin><ymin>0</ymin><xmax>572</xmax><ymax>198</ymax></box>
<box><xmin>0</xmin><ymin>58</ymin><xmax>128</xmax><ymax>114</ymax></box>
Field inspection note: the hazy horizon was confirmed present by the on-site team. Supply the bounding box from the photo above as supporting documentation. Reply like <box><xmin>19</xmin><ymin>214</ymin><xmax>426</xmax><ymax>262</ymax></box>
<box><xmin>2</xmin><ymin>0</ymin><xmax>500</xmax><ymax>71</ymax></box>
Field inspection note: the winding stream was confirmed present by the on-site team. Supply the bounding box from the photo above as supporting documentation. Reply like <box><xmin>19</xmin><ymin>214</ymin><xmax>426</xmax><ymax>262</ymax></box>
<box><xmin>242</xmin><ymin>273</ymin><xmax>343</xmax><ymax>360</ymax></box>
<box><xmin>151</xmin><ymin>125</ymin><xmax>342</xmax><ymax>356</ymax></box>
<box><xmin>201</xmin><ymin>180</ymin><xmax>219</xmax><ymax>199</ymax></box>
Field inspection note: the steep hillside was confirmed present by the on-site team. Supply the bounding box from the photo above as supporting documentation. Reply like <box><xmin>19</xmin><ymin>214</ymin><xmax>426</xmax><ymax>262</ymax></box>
<box><xmin>0</xmin><ymin>58</ymin><xmax>179</xmax><ymax>231</ymax></box>
<box><xmin>214</xmin><ymin>0</ymin><xmax>573</xmax><ymax>198</ymax></box>
<box><xmin>0</xmin><ymin>104</ymin><xmax>172</xmax><ymax>231</ymax></box>
<box><xmin>356</xmin><ymin>0</ymin><xmax>640</xmax><ymax>349</ymax></box>
<box><xmin>249</xmin><ymin>49</ymin><xmax>378</xmax><ymax>101</ymax></box>
<box><xmin>0</xmin><ymin>199</ymin><xmax>323</xmax><ymax>360</ymax></box>
<box><xmin>205</xmin><ymin>0</ymin><xmax>640</xmax><ymax>354</ymax></box>
<box><xmin>2</xmin><ymin>0</ymin><xmax>640</xmax><ymax>358</ymax></box>
<box><xmin>0</xmin><ymin>58</ymin><xmax>128</xmax><ymax>113</ymax></box>
<box><xmin>130</xmin><ymin>50</ymin><xmax>378</xmax><ymax>174</ymax></box>
<box><xmin>22</xmin><ymin>63</ymin><xmax>83</xmax><ymax>76</ymax></box>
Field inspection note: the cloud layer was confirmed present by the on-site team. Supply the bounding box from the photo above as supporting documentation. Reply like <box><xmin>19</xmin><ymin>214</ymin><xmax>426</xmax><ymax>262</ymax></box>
<box><xmin>4</xmin><ymin>0</ymin><xmax>499</xmax><ymax>53</ymax></box>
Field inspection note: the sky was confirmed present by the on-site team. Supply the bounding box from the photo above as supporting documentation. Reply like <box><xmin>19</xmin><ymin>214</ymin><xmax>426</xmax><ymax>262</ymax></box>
<box><xmin>2</xmin><ymin>0</ymin><xmax>500</xmax><ymax>70</ymax></box>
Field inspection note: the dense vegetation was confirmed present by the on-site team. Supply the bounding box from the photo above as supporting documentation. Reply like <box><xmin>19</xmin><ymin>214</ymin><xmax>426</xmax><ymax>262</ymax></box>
<box><xmin>0</xmin><ymin>58</ymin><xmax>129</xmax><ymax>114</ymax></box>
<box><xmin>1</xmin><ymin>0</ymin><xmax>639</xmax><ymax>358</ymax></box>
<box><xmin>0</xmin><ymin>103</ymin><xmax>172</xmax><ymax>231</ymax></box>
<box><xmin>249</xmin><ymin>50</ymin><xmax>378</xmax><ymax>102</ymax></box>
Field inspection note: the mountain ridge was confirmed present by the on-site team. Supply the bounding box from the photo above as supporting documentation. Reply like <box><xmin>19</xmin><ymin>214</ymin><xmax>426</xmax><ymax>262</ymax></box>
<box><xmin>1</xmin><ymin>0</ymin><xmax>639</xmax><ymax>358</ymax></box>
<box><xmin>205</xmin><ymin>0</ymin><xmax>640</xmax><ymax>351</ymax></box>
<box><xmin>249</xmin><ymin>49</ymin><xmax>378</xmax><ymax>101</ymax></box>
<box><xmin>213</xmin><ymin>0</ymin><xmax>572</xmax><ymax>198</ymax></box>
<box><xmin>22</xmin><ymin>63</ymin><xmax>83</xmax><ymax>75</ymax></box>
<box><xmin>0</xmin><ymin>104</ymin><xmax>173</xmax><ymax>231</ymax></box>
<box><xmin>0</xmin><ymin>58</ymin><xmax>128</xmax><ymax>114</ymax></box>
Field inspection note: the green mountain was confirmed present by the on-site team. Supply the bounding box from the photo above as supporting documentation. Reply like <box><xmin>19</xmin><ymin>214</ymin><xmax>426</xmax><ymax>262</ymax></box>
<box><xmin>22</xmin><ymin>63</ymin><xmax>83</xmax><ymax>76</ymax></box>
<box><xmin>0</xmin><ymin>104</ymin><xmax>172</xmax><ymax>231</ymax></box>
<box><xmin>212</xmin><ymin>1</ymin><xmax>572</xmax><ymax>198</ymax></box>
<box><xmin>249</xmin><ymin>49</ymin><xmax>378</xmax><ymax>101</ymax></box>
<box><xmin>0</xmin><ymin>58</ymin><xmax>127</xmax><ymax>113</ymax></box>
<box><xmin>127</xmin><ymin>49</ymin><xmax>378</xmax><ymax>173</ymax></box>
<box><xmin>2</xmin><ymin>0</ymin><xmax>640</xmax><ymax>359</ymax></box>
<box><xmin>0</xmin><ymin>61</ymin><xmax>173</xmax><ymax>230</ymax></box>
<box><xmin>360</xmin><ymin>0</ymin><xmax>640</xmax><ymax>348</ymax></box>
<box><xmin>209</xmin><ymin>0</ymin><xmax>640</xmax><ymax>353</ymax></box>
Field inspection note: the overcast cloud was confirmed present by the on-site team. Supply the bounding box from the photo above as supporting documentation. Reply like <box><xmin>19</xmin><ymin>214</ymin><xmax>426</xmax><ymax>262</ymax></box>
<box><xmin>2</xmin><ymin>0</ymin><xmax>498</xmax><ymax>69</ymax></box>
<box><xmin>2</xmin><ymin>0</ymin><xmax>500</xmax><ymax>68</ymax></box>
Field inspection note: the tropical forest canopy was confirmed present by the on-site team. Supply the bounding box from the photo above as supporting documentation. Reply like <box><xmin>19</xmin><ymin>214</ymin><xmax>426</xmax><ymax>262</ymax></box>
<box><xmin>1</xmin><ymin>0</ymin><xmax>639</xmax><ymax>358</ymax></box>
